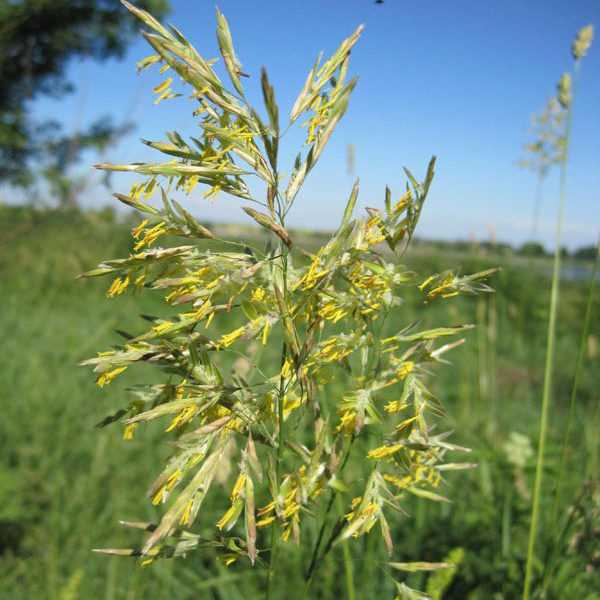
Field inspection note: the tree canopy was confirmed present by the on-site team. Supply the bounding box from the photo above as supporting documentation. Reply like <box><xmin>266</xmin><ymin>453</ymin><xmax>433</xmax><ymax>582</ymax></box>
<box><xmin>0</xmin><ymin>0</ymin><xmax>169</xmax><ymax>189</ymax></box>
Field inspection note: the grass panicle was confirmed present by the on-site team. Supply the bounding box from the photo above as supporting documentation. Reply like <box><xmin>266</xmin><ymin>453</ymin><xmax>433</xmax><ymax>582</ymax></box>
<box><xmin>79</xmin><ymin>2</ymin><xmax>496</xmax><ymax>596</ymax></box>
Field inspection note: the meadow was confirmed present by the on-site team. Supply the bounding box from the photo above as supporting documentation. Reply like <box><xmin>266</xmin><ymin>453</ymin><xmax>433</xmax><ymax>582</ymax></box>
<box><xmin>1</xmin><ymin>205</ymin><xmax>598</xmax><ymax>599</ymax></box>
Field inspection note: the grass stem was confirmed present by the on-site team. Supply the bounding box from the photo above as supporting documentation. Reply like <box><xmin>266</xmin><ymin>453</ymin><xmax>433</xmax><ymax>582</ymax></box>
<box><xmin>305</xmin><ymin>493</ymin><xmax>336</xmax><ymax>586</ymax></box>
<box><xmin>337</xmin><ymin>494</ymin><xmax>356</xmax><ymax>600</ymax></box>
<box><xmin>266</xmin><ymin>216</ymin><xmax>290</xmax><ymax>600</ymax></box>
<box><xmin>522</xmin><ymin>64</ymin><xmax>578</xmax><ymax>600</ymax></box>
<box><xmin>304</xmin><ymin>436</ymin><xmax>356</xmax><ymax>589</ymax></box>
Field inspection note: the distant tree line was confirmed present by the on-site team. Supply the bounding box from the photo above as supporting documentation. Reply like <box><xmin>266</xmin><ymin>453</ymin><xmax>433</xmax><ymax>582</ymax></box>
<box><xmin>412</xmin><ymin>237</ymin><xmax>597</xmax><ymax>261</ymax></box>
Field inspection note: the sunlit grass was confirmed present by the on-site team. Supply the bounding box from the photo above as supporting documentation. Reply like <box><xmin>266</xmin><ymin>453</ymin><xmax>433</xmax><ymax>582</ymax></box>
<box><xmin>1</xmin><ymin>208</ymin><xmax>598</xmax><ymax>598</ymax></box>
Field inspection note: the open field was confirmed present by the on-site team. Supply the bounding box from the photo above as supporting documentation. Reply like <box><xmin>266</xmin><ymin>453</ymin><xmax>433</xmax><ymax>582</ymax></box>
<box><xmin>0</xmin><ymin>206</ymin><xmax>598</xmax><ymax>599</ymax></box>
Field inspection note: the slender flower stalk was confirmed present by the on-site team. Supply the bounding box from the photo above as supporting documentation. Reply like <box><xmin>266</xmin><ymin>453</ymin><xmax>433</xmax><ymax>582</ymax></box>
<box><xmin>267</xmin><ymin>242</ymin><xmax>289</xmax><ymax>599</ymax></box>
<box><xmin>338</xmin><ymin>494</ymin><xmax>356</xmax><ymax>600</ymax></box>
<box><xmin>523</xmin><ymin>24</ymin><xmax>593</xmax><ymax>600</ymax></box>
<box><xmin>523</xmin><ymin>79</ymin><xmax>573</xmax><ymax>600</ymax></box>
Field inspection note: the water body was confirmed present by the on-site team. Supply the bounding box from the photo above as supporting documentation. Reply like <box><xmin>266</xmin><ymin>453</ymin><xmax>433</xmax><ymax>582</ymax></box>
<box><xmin>540</xmin><ymin>263</ymin><xmax>600</xmax><ymax>282</ymax></box>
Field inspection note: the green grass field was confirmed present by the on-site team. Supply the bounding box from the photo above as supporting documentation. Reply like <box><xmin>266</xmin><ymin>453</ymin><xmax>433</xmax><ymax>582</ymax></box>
<box><xmin>1</xmin><ymin>206</ymin><xmax>598</xmax><ymax>599</ymax></box>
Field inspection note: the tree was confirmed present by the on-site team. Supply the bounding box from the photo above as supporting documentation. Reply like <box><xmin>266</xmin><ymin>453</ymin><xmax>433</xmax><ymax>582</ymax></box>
<box><xmin>0</xmin><ymin>0</ymin><xmax>169</xmax><ymax>191</ymax></box>
<box><xmin>519</xmin><ymin>241</ymin><xmax>547</xmax><ymax>258</ymax></box>
<box><xmin>573</xmin><ymin>245</ymin><xmax>598</xmax><ymax>261</ymax></box>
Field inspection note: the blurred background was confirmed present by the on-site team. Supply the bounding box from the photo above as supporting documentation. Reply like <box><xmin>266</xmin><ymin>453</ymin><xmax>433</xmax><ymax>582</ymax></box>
<box><xmin>0</xmin><ymin>1</ymin><xmax>598</xmax><ymax>598</ymax></box>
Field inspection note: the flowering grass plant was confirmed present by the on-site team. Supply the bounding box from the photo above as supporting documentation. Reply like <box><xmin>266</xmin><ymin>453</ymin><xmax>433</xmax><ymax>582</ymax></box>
<box><xmin>82</xmin><ymin>3</ymin><xmax>495</xmax><ymax>596</ymax></box>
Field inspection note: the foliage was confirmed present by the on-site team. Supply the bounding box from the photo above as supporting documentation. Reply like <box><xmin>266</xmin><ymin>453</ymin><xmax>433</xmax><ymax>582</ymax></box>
<box><xmin>426</xmin><ymin>547</ymin><xmax>464</xmax><ymax>599</ymax></box>
<box><xmin>81</xmin><ymin>2</ymin><xmax>494</xmax><ymax>594</ymax></box>
<box><xmin>574</xmin><ymin>245</ymin><xmax>599</xmax><ymax>261</ymax></box>
<box><xmin>518</xmin><ymin>242</ymin><xmax>547</xmax><ymax>258</ymax></box>
<box><xmin>0</xmin><ymin>0</ymin><xmax>169</xmax><ymax>188</ymax></box>
<box><xmin>1</xmin><ymin>206</ymin><xmax>598</xmax><ymax>598</ymax></box>
<box><xmin>42</xmin><ymin>117</ymin><xmax>134</xmax><ymax>207</ymax></box>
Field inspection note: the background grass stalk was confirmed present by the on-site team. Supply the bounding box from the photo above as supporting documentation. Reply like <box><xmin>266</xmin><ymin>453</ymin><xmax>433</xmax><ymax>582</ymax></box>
<box><xmin>487</xmin><ymin>294</ymin><xmax>498</xmax><ymax>432</ymax></box>
<box><xmin>304</xmin><ymin>494</ymin><xmax>336</xmax><ymax>588</ymax></box>
<box><xmin>476</xmin><ymin>297</ymin><xmax>488</xmax><ymax>422</ymax></box>
<box><xmin>337</xmin><ymin>494</ymin><xmax>356</xmax><ymax>600</ymax></box>
<box><xmin>305</xmin><ymin>435</ymin><xmax>356</xmax><ymax>588</ymax></box>
<box><xmin>522</xmin><ymin>64</ymin><xmax>578</xmax><ymax>600</ymax></box>
<box><xmin>542</xmin><ymin>238</ymin><xmax>599</xmax><ymax>592</ymax></box>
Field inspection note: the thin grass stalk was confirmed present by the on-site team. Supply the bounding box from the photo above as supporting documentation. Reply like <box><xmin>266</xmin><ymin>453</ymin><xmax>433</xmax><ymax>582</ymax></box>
<box><xmin>305</xmin><ymin>493</ymin><xmax>336</xmax><ymax>587</ymax></box>
<box><xmin>265</xmin><ymin>515</ymin><xmax>278</xmax><ymax>600</ymax></box>
<box><xmin>476</xmin><ymin>297</ymin><xmax>488</xmax><ymax>424</ymax></box>
<box><xmin>266</xmin><ymin>198</ymin><xmax>290</xmax><ymax>600</ymax></box>
<box><xmin>266</xmin><ymin>293</ymin><xmax>288</xmax><ymax>600</ymax></box>
<box><xmin>337</xmin><ymin>494</ymin><xmax>356</xmax><ymax>600</ymax></box>
<box><xmin>487</xmin><ymin>294</ymin><xmax>498</xmax><ymax>431</ymax></box>
<box><xmin>541</xmin><ymin>238</ymin><xmax>599</xmax><ymax>593</ymax></box>
<box><xmin>341</xmin><ymin>539</ymin><xmax>356</xmax><ymax>600</ymax></box>
<box><xmin>522</xmin><ymin>64</ymin><xmax>578</xmax><ymax>600</ymax></box>
<box><xmin>305</xmin><ymin>436</ymin><xmax>356</xmax><ymax>589</ymax></box>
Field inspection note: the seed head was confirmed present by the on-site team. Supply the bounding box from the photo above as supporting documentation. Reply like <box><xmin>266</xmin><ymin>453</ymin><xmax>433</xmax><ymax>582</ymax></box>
<box><xmin>557</xmin><ymin>73</ymin><xmax>572</xmax><ymax>109</ymax></box>
<box><xmin>572</xmin><ymin>24</ymin><xmax>594</xmax><ymax>60</ymax></box>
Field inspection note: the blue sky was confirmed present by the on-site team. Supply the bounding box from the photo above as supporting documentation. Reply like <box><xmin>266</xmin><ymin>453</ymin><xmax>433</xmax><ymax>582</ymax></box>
<box><xmin>30</xmin><ymin>0</ymin><xmax>600</xmax><ymax>249</ymax></box>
